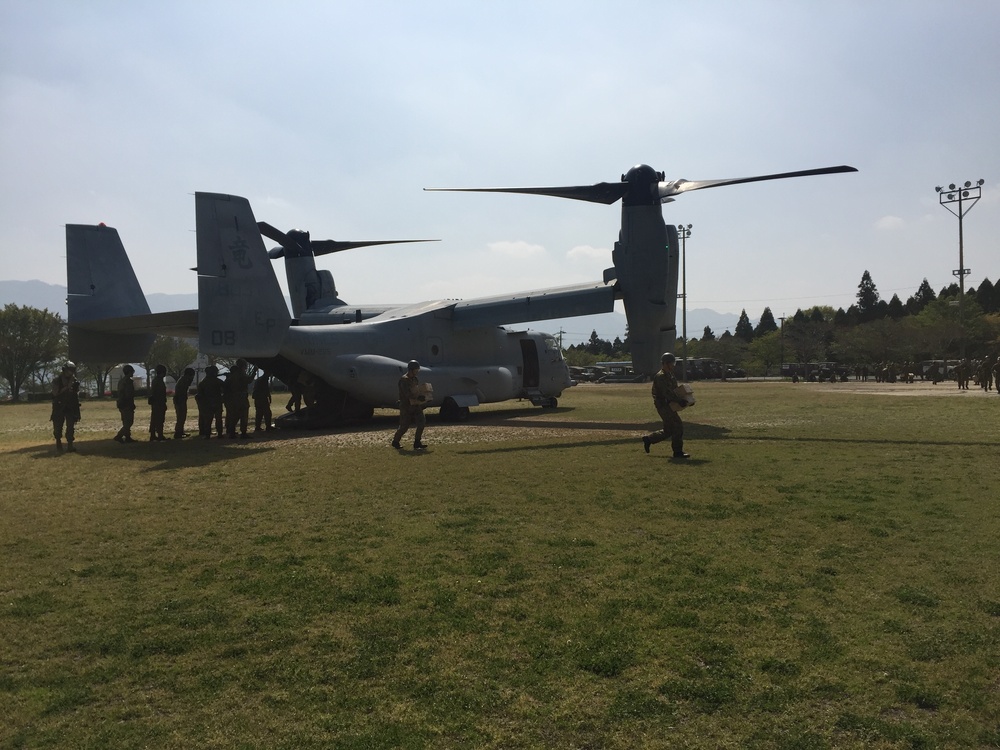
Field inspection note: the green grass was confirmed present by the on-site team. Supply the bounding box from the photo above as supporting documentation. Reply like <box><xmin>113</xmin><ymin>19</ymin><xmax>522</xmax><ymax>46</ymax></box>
<box><xmin>2</xmin><ymin>383</ymin><xmax>999</xmax><ymax>748</ymax></box>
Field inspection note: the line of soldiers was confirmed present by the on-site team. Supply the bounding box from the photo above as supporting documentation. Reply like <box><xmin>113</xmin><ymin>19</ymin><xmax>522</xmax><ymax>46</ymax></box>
<box><xmin>111</xmin><ymin>358</ymin><xmax>276</xmax><ymax>445</ymax></box>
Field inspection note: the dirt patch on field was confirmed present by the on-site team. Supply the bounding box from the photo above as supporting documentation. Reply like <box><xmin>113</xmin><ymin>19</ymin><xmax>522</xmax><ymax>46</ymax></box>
<box><xmin>809</xmin><ymin>381</ymin><xmax>998</xmax><ymax>397</ymax></box>
<box><xmin>276</xmin><ymin>411</ymin><xmax>624</xmax><ymax>451</ymax></box>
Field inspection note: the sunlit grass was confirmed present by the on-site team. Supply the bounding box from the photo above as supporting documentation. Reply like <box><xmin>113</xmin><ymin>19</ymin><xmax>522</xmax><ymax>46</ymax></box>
<box><xmin>2</xmin><ymin>383</ymin><xmax>999</xmax><ymax>748</ymax></box>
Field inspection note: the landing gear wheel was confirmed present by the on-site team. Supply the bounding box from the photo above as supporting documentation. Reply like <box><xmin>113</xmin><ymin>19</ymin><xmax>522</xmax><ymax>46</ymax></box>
<box><xmin>439</xmin><ymin>398</ymin><xmax>470</xmax><ymax>422</ymax></box>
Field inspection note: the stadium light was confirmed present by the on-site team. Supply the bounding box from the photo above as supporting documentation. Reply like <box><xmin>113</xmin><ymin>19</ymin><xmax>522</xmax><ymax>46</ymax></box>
<box><xmin>935</xmin><ymin>178</ymin><xmax>985</xmax><ymax>359</ymax></box>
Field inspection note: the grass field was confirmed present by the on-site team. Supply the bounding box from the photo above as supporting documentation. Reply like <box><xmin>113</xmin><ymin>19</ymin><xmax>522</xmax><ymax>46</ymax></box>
<box><xmin>2</xmin><ymin>381</ymin><xmax>999</xmax><ymax>749</ymax></box>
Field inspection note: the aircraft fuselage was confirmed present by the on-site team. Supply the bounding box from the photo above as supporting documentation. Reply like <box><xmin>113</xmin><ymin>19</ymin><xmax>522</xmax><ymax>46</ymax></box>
<box><xmin>281</xmin><ymin>314</ymin><xmax>570</xmax><ymax>409</ymax></box>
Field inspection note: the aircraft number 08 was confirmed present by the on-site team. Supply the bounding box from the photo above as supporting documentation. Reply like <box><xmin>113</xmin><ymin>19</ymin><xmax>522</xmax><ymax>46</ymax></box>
<box><xmin>211</xmin><ymin>330</ymin><xmax>237</xmax><ymax>346</ymax></box>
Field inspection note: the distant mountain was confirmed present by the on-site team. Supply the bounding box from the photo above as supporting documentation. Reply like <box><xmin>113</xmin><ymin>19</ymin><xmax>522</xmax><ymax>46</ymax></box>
<box><xmin>0</xmin><ymin>280</ymin><xmax>68</xmax><ymax>313</ymax></box>
<box><xmin>0</xmin><ymin>279</ymin><xmax>740</xmax><ymax>345</ymax></box>
<box><xmin>0</xmin><ymin>280</ymin><xmax>197</xmax><ymax>315</ymax></box>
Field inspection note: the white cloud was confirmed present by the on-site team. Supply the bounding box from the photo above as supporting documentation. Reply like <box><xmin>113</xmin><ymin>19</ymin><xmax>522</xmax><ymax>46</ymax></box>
<box><xmin>487</xmin><ymin>240</ymin><xmax>545</xmax><ymax>259</ymax></box>
<box><xmin>875</xmin><ymin>215</ymin><xmax>904</xmax><ymax>230</ymax></box>
<box><xmin>566</xmin><ymin>244</ymin><xmax>607</xmax><ymax>261</ymax></box>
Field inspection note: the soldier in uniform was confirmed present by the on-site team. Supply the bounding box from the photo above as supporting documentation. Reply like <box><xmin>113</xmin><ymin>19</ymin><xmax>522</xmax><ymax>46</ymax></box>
<box><xmin>114</xmin><ymin>364</ymin><xmax>137</xmax><ymax>443</ymax></box>
<box><xmin>641</xmin><ymin>352</ymin><xmax>690</xmax><ymax>459</ymax></box>
<box><xmin>224</xmin><ymin>358</ymin><xmax>251</xmax><ymax>438</ymax></box>
<box><xmin>173</xmin><ymin>367</ymin><xmax>195</xmax><ymax>438</ymax></box>
<box><xmin>148</xmin><ymin>364</ymin><xmax>168</xmax><ymax>441</ymax></box>
<box><xmin>955</xmin><ymin>360</ymin><xmax>970</xmax><ymax>390</ymax></box>
<box><xmin>195</xmin><ymin>365</ymin><xmax>224</xmax><ymax>438</ymax></box>
<box><xmin>253</xmin><ymin>370</ymin><xmax>274</xmax><ymax>432</ymax></box>
<box><xmin>392</xmin><ymin>360</ymin><xmax>428</xmax><ymax>450</ymax></box>
<box><xmin>984</xmin><ymin>356</ymin><xmax>996</xmax><ymax>392</ymax></box>
<box><xmin>51</xmin><ymin>361</ymin><xmax>81</xmax><ymax>453</ymax></box>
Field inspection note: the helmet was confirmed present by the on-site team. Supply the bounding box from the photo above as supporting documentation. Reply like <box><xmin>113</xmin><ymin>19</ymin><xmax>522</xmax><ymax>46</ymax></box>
<box><xmin>63</xmin><ymin>361</ymin><xmax>76</xmax><ymax>371</ymax></box>
<box><xmin>407</xmin><ymin>360</ymin><xmax>420</xmax><ymax>371</ymax></box>
<box><xmin>155</xmin><ymin>364</ymin><xmax>167</xmax><ymax>375</ymax></box>
<box><xmin>661</xmin><ymin>352</ymin><xmax>676</xmax><ymax>364</ymax></box>
<box><xmin>122</xmin><ymin>364</ymin><xmax>135</xmax><ymax>375</ymax></box>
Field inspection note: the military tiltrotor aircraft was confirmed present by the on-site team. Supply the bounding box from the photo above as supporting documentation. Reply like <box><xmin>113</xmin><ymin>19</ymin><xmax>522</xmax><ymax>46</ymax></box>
<box><xmin>67</xmin><ymin>163</ymin><xmax>855</xmax><ymax>427</ymax></box>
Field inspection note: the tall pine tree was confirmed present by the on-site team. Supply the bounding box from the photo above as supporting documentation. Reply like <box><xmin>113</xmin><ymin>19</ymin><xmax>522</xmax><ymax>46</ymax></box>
<box><xmin>735</xmin><ymin>309</ymin><xmax>754</xmax><ymax>342</ymax></box>
<box><xmin>906</xmin><ymin>278</ymin><xmax>936</xmax><ymax>315</ymax></box>
<box><xmin>857</xmin><ymin>270</ymin><xmax>880</xmax><ymax>322</ymax></box>
<box><xmin>754</xmin><ymin>307</ymin><xmax>779</xmax><ymax>337</ymax></box>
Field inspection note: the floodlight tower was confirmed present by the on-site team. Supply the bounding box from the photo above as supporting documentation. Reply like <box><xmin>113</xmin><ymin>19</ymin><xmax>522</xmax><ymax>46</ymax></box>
<box><xmin>676</xmin><ymin>224</ymin><xmax>692</xmax><ymax>380</ymax></box>
<box><xmin>934</xmin><ymin>179</ymin><xmax>984</xmax><ymax>359</ymax></box>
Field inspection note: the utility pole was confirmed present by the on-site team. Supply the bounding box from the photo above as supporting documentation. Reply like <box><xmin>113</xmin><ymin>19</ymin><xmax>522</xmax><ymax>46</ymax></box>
<box><xmin>935</xmin><ymin>179</ymin><xmax>984</xmax><ymax>360</ymax></box>
<box><xmin>676</xmin><ymin>224</ymin><xmax>692</xmax><ymax>381</ymax></box>
<box><xmin>778</xmin><ymin>314</ymin><xmax>786</xmax><ymax>378</ymax></box>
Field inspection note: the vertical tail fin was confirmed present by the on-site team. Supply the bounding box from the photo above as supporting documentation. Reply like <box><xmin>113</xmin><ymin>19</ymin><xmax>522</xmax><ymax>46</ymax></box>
<box><xmin>66</xmin><ymin>224</ymin><xmax>155</xmax><ymax>362</ymax></box>
<box><xmin>196</xmin><ymin>193</ymin><xmax>291</xmax><ymax>357</ymax></box>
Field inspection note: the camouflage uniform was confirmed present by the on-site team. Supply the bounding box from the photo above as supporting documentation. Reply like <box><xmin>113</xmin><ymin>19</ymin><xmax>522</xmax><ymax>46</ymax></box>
<box><xmin>114</xmin><ymin>369</ymin><xmax>136</xmax><ymax>442</ymax></box>
<box><xmin>196</xmin><ymin>367</ymin><xmax>224</xmax><ymax>438</ymax></box>
<box><xmin>51</xmin><ymin>368</ymin><xmax>81</xmax><ymax>452</ymax></box>
<box><xmin>392</xmin><ymin>366</ymin><xmax>427</xmax><ymax>449</ymax></box>
<box><xmin>253</xmin><ymin>374</ymin><xmax>273</xmax><ymax>431</ymax></box>
<box><xmin>643</xmin><ymin>366</ymin><xmax>687</xmax><ymax>457</ymax></box>
<box><xmin>148</xmin><ymin>367</ymin><xmax>168</xmax><ymax>440</ymax></box>
<box><xmin>173</xmin><ymin>368</ymin><xmax>195</xmax><ymax>438</ymax></box>
<box><xmin>223</xmin><ymin>361</ymin><xmax>251</xmax><ymax>438</ymax></box>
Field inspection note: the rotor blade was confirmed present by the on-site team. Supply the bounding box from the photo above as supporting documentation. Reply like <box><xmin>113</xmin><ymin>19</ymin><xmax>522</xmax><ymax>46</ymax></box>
<box><xmin>257</xmin><ymin>221</ymin><xmax>291</xmax><ymax>246</ymax></box>
<box><xmin>660</xmin><ymin>165</ymin><xmax>858</xmax><ymax>199</ymax></box>
<box><xmin>425</xmin><ymin>182</ymin><xmax>629</xmax><ymax>205</ymax></box>
<box><xmin>261</xmin><ymin>219</ymin><xmax>437</xmax><ymax>258</ymax></box>
<box><xmin>311</xmin><ymin>239</ymin><xmax>438</xmax><ymax>257</ymax></box>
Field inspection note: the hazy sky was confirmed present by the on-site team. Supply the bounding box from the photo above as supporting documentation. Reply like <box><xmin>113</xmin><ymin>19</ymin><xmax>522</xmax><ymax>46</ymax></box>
<box><xmin>2</xmin><ymin>1</ymin><xmax>998</xmax><ymax>339</ymax></box>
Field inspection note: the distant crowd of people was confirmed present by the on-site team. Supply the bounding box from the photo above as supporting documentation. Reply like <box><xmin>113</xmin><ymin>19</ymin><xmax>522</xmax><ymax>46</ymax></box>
<box><xmin>853</xmin><ymin>357</ymin><xmax>1000</xmax><ymax>390</ymax></box>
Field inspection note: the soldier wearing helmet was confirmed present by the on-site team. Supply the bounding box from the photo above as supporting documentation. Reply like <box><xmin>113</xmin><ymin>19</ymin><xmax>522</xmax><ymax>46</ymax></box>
<box><xmin>114</xmin><ymin>364</ymin><xmax>137</xmax><ymax>443</ymax></box>
<box><xmin>641</xmin><ymin>352</ymin><xmax>691</xmax><ymax>459</ymax></box>
<box><xmin>51</xmin><ymin>361</ymin><xmax>81</xmax><ymax>452</ymax></box>
<box><xmin>223</xmin><ymin>358</ymin><xmax>251</xmax><ymax>439</ymax></box>
<box><xmin>148</xmin><ymin>364</ymin><xmax>168</xmax><ymax>441</ymax></box>
<box><xmin>195</xmin><ymin>365</ymin><xmax>224</xmax><ymax>438</ymax></box>
<box><xmin>392</xmin><ymin>360</ymin><xmax>428</xmax><ymax>450</ymax></box>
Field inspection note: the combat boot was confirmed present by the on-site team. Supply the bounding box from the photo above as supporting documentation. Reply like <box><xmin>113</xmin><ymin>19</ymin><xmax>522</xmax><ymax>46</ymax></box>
<box><xmin>55</xmin><ymin>438</ymin><xmax>63</xmax><ymax>453</ymax></box>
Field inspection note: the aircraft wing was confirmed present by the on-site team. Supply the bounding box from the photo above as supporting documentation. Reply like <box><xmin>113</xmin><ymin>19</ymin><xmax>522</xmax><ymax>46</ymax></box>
<box><xmin>451</xmin><ymin>281</ymin><xmax>617</xmax><ymax>330</ymax></box>
<box><xmin>359</xmin><ymin>281</ymin><xmax>617</xmax><ymax>331</ymax></box>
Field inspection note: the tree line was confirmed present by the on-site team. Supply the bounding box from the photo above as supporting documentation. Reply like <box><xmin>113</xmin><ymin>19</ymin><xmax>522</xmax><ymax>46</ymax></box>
<box><xmin>563</xmin><ymin>272</ymin><xmax>1000</xmax><ymax>375</ymax></box>
<box><xmin>4</xmin><ymin>271</ymin><xmax>1000</xmax><ymax>398</ymax></box>
<box><xmin>0</xmin><ymin>303</ymin><xmax>200</xmax><ymax>401</ymax></box>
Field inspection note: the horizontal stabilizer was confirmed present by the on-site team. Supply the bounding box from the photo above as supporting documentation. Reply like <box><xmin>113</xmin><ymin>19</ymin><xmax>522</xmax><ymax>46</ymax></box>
<box><xmin>71</xmin><ymin>309</ymin><xmax>198</xmax><ymax>338</ymax></box>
